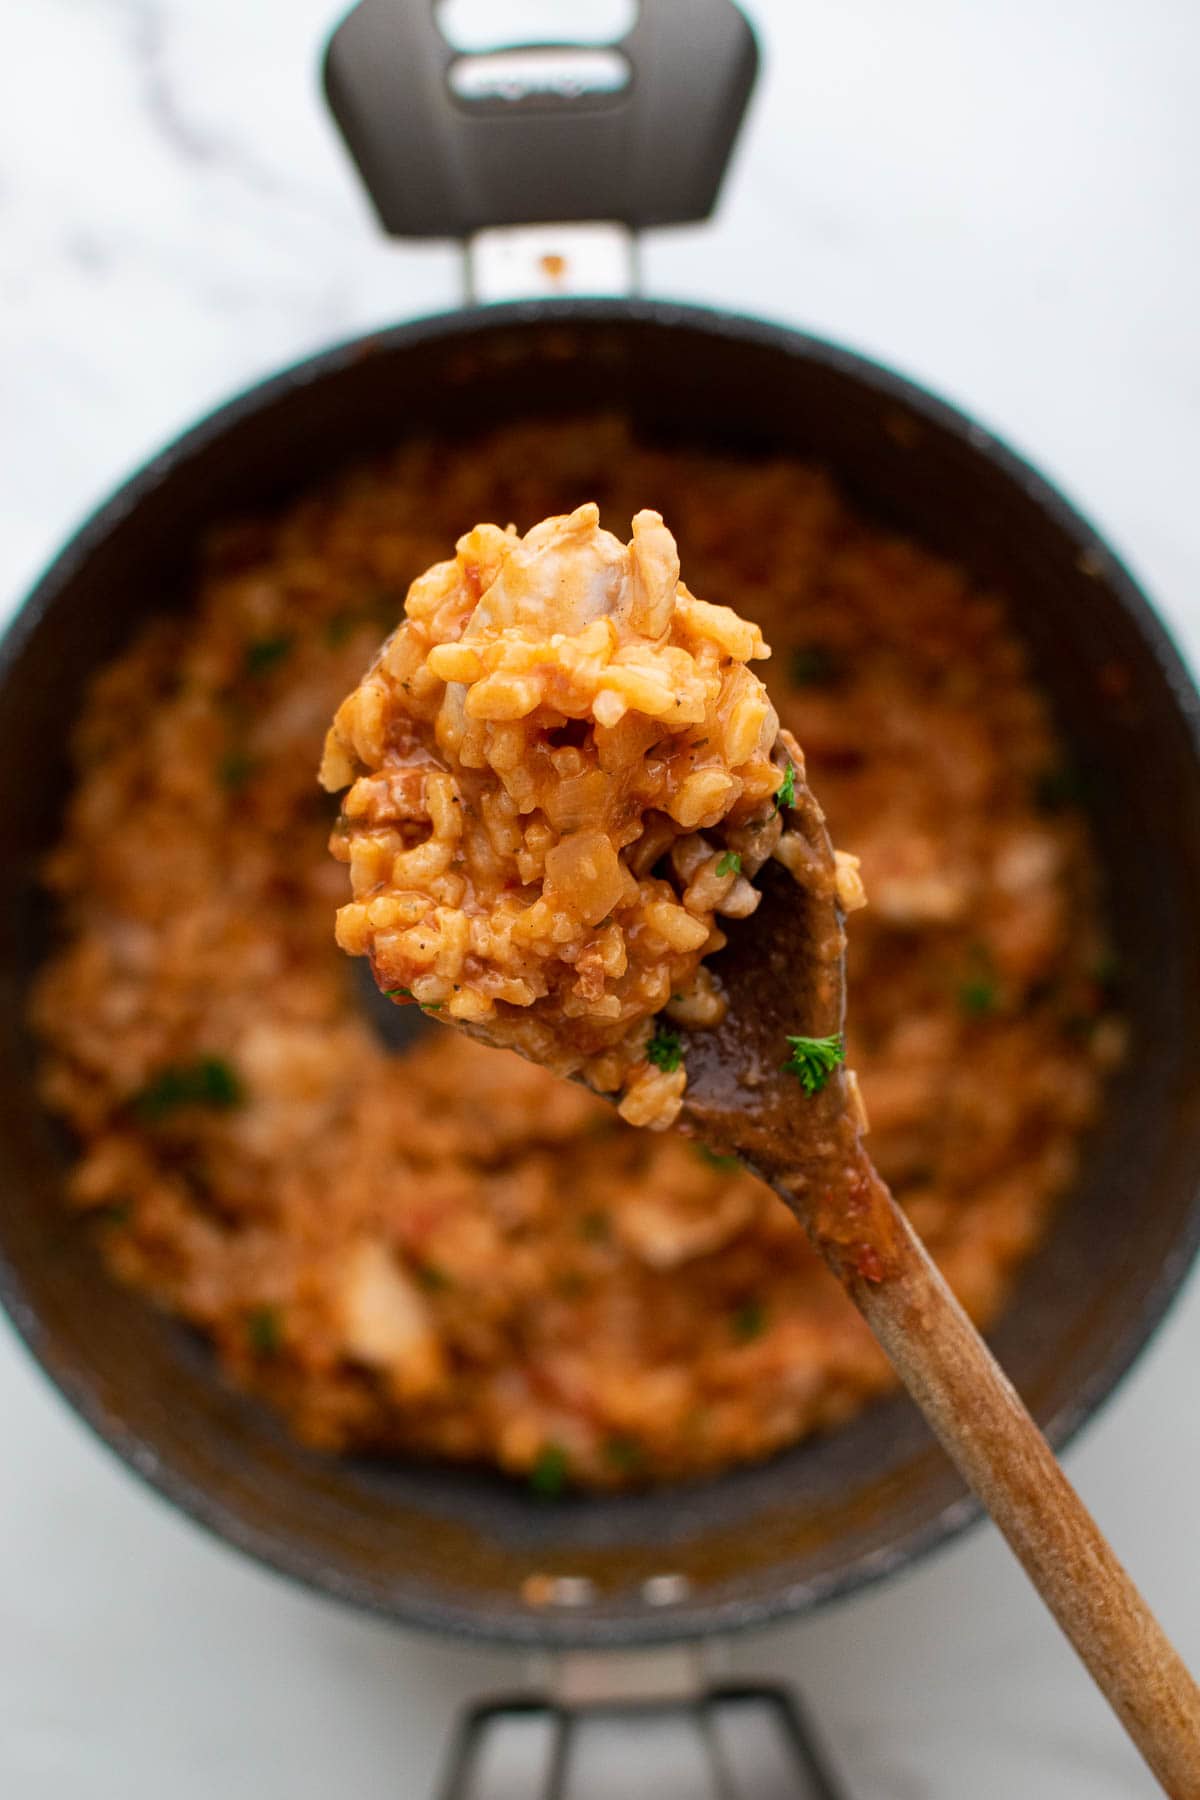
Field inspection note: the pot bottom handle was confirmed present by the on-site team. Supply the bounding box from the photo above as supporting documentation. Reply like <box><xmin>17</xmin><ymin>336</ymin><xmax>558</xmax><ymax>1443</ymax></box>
<box><xmin>435</xmin><ymin>1673</ymin><xmax>851</xmax><ymax>1800</ymax></box>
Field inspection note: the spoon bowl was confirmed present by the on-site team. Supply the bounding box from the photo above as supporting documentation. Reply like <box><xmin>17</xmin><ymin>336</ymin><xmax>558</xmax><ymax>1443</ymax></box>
<box><xmin>681</xmin><ymin>761</ymin><xmax>846</xmax><ymax>1173</ymax></box>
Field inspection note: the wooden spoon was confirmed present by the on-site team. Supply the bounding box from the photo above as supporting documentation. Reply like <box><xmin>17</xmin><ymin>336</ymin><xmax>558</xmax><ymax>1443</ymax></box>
<box><xmin>679</xmin><ymin>755</ymin><xmax>1200</xmax><ymax>1797</ymax></box>
<box><xmin>324</xmin><ymin>503</ymin><xmax>1198</xmax><ymax>1788</ymax></box>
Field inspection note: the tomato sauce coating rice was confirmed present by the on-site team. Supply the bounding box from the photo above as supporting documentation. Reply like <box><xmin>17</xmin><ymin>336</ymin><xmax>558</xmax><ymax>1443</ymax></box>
<box><xmin>31</xmin><ymin>418</ymin><xmax>1122</xmax><ymax>1490</ymax></box>
<box><xmin>320</xmin><ymin>502</ymin><xmax>829</xmax><ymax>1129</ymax></box>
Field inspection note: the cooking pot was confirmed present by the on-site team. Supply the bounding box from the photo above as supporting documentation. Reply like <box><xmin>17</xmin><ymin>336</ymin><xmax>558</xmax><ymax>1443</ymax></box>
<box><xmin>2</xmin><ymin>0</ymin><xmax>1199</xmax><ymax>1654</ymax></box>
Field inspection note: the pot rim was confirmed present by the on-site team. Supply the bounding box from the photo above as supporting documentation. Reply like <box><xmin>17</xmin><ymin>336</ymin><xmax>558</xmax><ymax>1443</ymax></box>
<box><xmin>4</xmin><ymin>295</ymin><xmax>1200</xmax><ymax>1648</ymax></box>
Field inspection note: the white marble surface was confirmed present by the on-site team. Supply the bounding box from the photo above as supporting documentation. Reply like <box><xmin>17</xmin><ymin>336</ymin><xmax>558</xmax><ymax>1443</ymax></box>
<box><xmin>2</xmin><ymin>2</ymin><xmax>1199</xmax><ymax>1794</ymax></box>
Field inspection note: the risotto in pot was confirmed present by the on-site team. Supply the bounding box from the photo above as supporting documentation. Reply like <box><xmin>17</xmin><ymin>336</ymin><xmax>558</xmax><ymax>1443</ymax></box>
<box><xmin>31</xmin><ymin>418</ymin><xmax>1121</xmax><ymax>1490</ymax></box>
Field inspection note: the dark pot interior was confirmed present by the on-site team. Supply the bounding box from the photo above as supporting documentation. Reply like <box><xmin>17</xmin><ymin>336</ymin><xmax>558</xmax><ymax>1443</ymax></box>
<box><xmin>3</xmin><ymin>303</ymin><xmax>1199</xmax><ymax>1646</ymax></box>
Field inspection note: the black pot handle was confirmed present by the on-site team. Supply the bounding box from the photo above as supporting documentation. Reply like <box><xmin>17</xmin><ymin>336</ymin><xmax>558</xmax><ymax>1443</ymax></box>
<box><xmin>324</xmin><ymin>0</ymin><xmax>759</xmax><ymax>239</ymax></box>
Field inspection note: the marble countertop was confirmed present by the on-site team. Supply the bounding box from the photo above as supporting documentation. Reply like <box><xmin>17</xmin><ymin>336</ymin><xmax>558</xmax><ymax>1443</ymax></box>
<box><xmin>2</xmin><ymin>3</ymin><xmax>1198</xmax><ymax>1795</ymax></box>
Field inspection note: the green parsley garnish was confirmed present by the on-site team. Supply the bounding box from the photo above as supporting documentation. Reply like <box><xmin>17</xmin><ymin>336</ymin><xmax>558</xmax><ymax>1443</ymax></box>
<box><xmin>694</xmin><ymin>1144</ymin><xmax>741</xmax><ymax>1172</ymax></box>
<box><xmin>959</xmin><ymin>976</ymin><xmax>998</xmax><ymax>1018</ymax></box>
<box><xmin>958</xmin><ymin>945</ymin><xmax>998</xmax><ymax>1018</ymax></box>
<box><xmin>604</xmin><ymin>1435</ymin><xmax>645</xmax><ymax>1473</ymax></box>
<box><xmin>97</xmin><ymin>1201</ymin><xmax>131</xmax><ymax>1228</ymax></box>
<box><xmin>731</xmin><ymin>1299</ymin><xmax>767</xmax><ymax>1342</ymax></box>
<box><xmin>1033</xmin><ymin>763</ymin><xmax>1084</xmax><ymax>814</ymax></box>
<box><xmin>530</xmin><ymin>1442</ymin><xmax>569</xmax><ymax>1498</ymax></box>
<box><xmin>383</xmin><ymin>987</ymin><xmax>442</xmax><ymax>1011</ymax></box>
<box><xmin>579</xmin><ymin>1210</ymin><xmax>611</xmax><ymax>1242</ymax></box>
<box><xmin>716</xmin><ymin>851</ymin><xmax>742</xmax><ymax>877</ymax></box>
<box><xmin>774</xmin><ymin>762</ymin><xmax>796</xmax><ymax>811</ymax></box>
<box><xmin>324</xmin><ymin>592</ymin><xmax>399</xmax><ymax>647</ymax></box>
<box><xmin>323</xmin><ymin>611</ymin><xmax>358</xmax><ymax>648</ymax></box>
<box><xmin>415</xmin><ymin>1263</ymin><xmax>451</xmax><ymax>1292</ymax></box>
<box><xmin>789</xmin><ymin>643</ymin><xmax>841</xmax><ymax>689</ymax></box>
<box><xmin>1093</xmin><ymin>949</ymin><xmax>1121</xmax><ymax>999</ymax></box>
<box><xmin>135</xmin><ymin>1056</ymin><xmax>243</xmax><ymax>1122</ymax></box>
<box><xmin>217</xmin><ymin>749</ymin><xmax>256</xmax><ymax>792</ymax></box>
<box><xmin>246</xmin><ymin>1305</ymin><xmax>282</xmax><ymax>1356</ymax></box>
<box><xmin>782</xmin><ymin>1033</ymin><xmax>845</xmax><ymax>1096</ymax></box>
<box><xmin>646</xmin><ymin>1023</ymin><xmax>684</xmax><ymax>1073</ymax></box>
<box><xmin>243</xmin><ymin>634</ymin><xmax>294</xmax><ymax>678</ymax></box>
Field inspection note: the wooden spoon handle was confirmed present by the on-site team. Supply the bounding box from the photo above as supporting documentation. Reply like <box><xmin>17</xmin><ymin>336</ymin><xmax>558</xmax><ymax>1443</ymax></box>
<box><xmin>835</xmin><ymin>1178</ymin><xmax>1200</xmax><ymax>1796</ymax></box>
